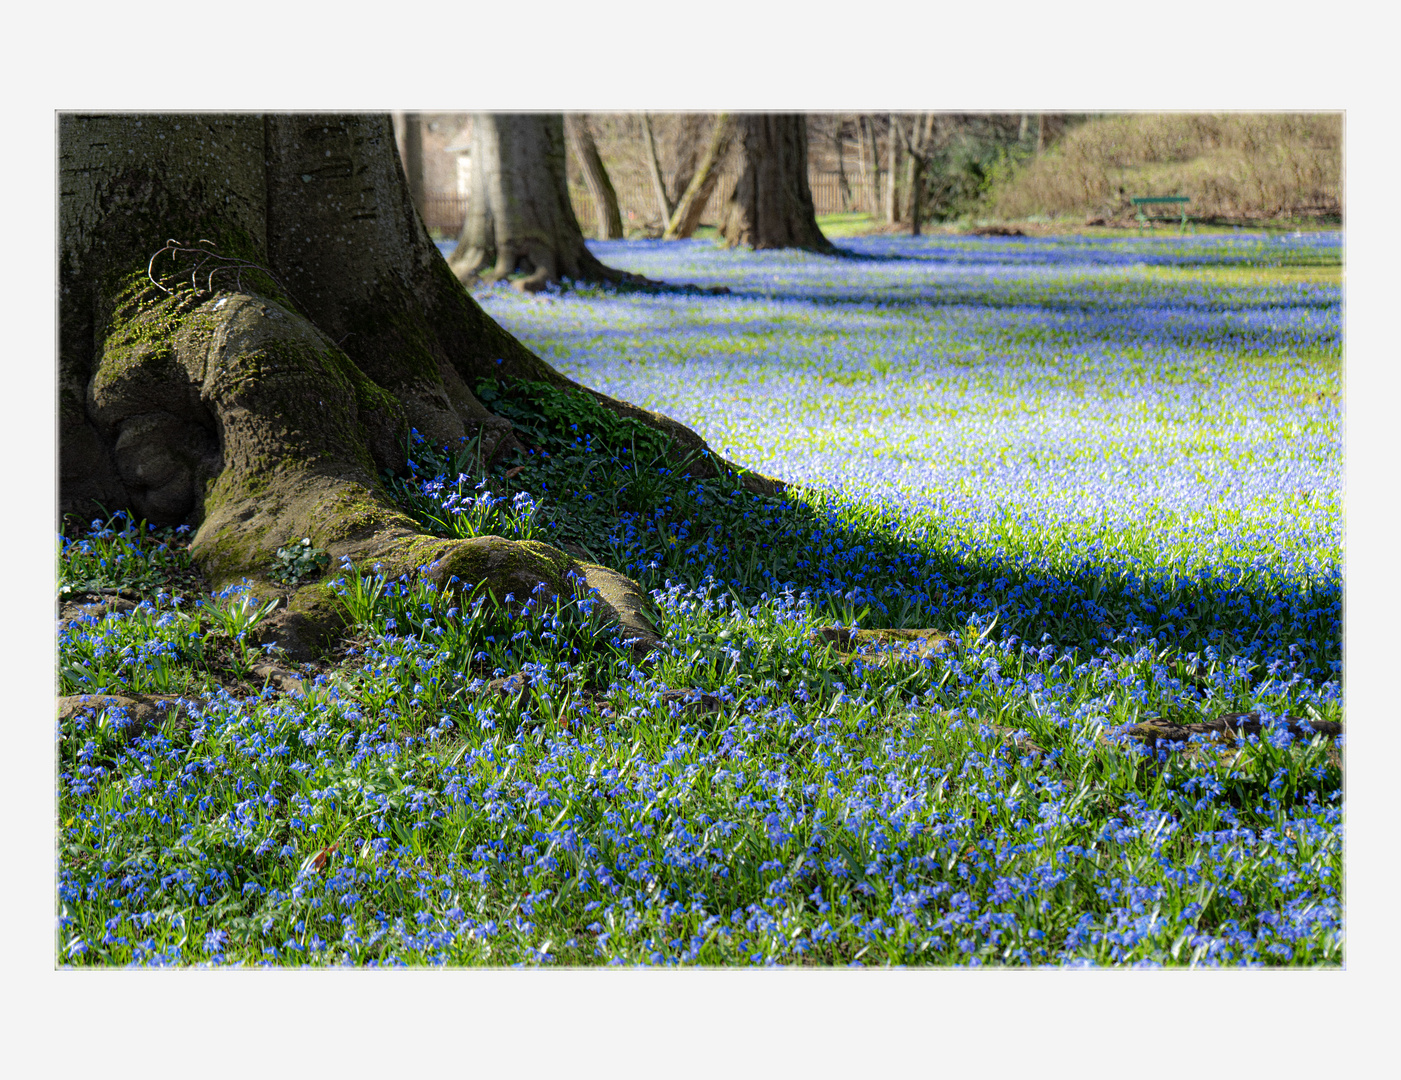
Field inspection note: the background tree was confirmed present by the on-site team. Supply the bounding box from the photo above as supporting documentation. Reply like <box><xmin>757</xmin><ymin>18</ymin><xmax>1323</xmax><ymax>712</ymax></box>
<box><xmin>885</xmin><ymin>114</ymin><xmax>907</xmax><ymax>225</ymax></box>
<box><xmin>635</xmin><ymin>113</ymin><xmax>709</xmax><ymax>233</ymax></box>
<box><xmin>859</xmin><ymin>115</ymin><xmax>882</xmax><ymax>218</ymax></box>
<box><xmin>663</xmin><ymin>114</ymin><xmax>735</xmax><ymax>240</ymax></box>
<box><xmin>446</xmin><ymin>114</ymin><xmax>639</xmax><ymax>291</ymax></box>
<box><xmin>392</xmin><ymin>112</ymin><xmax>427</xmax><ymax>221</ymax></box>
<box><xmin>665</xmin><ymin>114</ymin><xmax>709</xmax><ymax>208</ymax></box>
<box><xmin>564</xmin><ymin>114</ymin><xmax>624</xmax><ymax>240</ymax></box>
<box><xmin>639</xmin><ymin>114</ymin><xmax>674</xmax><ymax>232</ymax></box>
<box><xmin>60</xmin><ymin>113</ymin><xmax>773</xmax><ymax>656</ymax></box>
<box><xmin>897</xmin><ymin>113</ymin><xmax>936</xmax><ymax>236</ymax></box>
<box><xmin>719</xmin><ymin>114</ymin><xmax>832</xmax><ymax>252</ymax></box>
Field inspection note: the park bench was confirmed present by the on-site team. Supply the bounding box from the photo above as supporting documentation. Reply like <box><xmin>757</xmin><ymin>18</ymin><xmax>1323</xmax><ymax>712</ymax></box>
<box><xmin>1131</xmin><ymin>195</ymin><xmax>1191</xmax><ymax>234</ymax></box>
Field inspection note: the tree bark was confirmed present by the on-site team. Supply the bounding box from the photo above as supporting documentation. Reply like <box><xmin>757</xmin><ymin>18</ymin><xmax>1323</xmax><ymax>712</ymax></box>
<box><xmin>564</xmin><ymin>114</ymin><xmax>623</xmax><ymax>240</ymax></box>
<box><xmin>639</xmin><ymin>113</ymin><xmax>674</xmax><ymax>231</ymax></box>
<box><xmin>447</xmin><ymin>114</ymin><xmax>630</xmax><ymax>291</ymax></box>
<box><xmin>855</xmin><ymin>118</ymin><xmax>869</xmax><ymax>214</ymax></box>
<box><xmin>860</xmin><ymin>115</ymin><xmax>882</xmax><ymax>218</ymax></box>
<box><xmin>719</xmin><ymin>114</ymin><xmax>833</xmax><ymax>253</ymax></box>
<box><xmin>833</xmin><ymin>117</ymin><xmax>851</xmax><ymax>212</ymax></box>
<box><xmin>886</xmin><ymin>114</ymin><xmax>901</xmax><ymax>225</ymax></box>
<box><xmin>60</xmin><ymin>113</ymin><xmax>779</xmax><ymax>659</ymax></box>
<box><xmin>663</xmin><ymin>114</ymin><xmax>735</xmax><ymax>240</ymax></box>
<box><xmin>908</xmin><ymin>160</ymin><xmax>922</xmax><ymax>235</ymax></box>
<box><xmin>392</xmin><ymin>112</ymin><xmax>427</xmax><ymax>221</ymax></box>
<box><xmin>668</xmin><ymin>114</ymin><xmax>709</xmax><ymax>207</ymax></box>
<box><xmin>901</xmin><ymin>113</ymin><xmax>934</xmax><ymax>237</ymax></box>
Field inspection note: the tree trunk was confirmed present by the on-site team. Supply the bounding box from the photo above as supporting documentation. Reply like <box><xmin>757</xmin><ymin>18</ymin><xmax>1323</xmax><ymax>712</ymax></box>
<box><xmin>719</xmin><ymin>114</ymin><xmax>833</xmax><ymax>253</ymax></box>
<box><xmin>861</xmin><ymin>116</ymin><xmax>882</xmax><ymax>218</ymax></box>
<box><xmin>908</xmin><ymin>153</ymin><xmax>923</xmax><ymax>236</ymax></box>
<box><xmin>897</xmin><ymin>114</ymin><xmax>936</xmax><ymax>236</ymax></box>
<box><xmin>855</xmin><ymin>118</ymin><xmax>869</xmax><ymax>214</ymax></box>
<box><xmin>833</xmin><ymin>117</ymin><xmax>851</xmax><ymax>212</ymax></box>
<box><xmin>639</xmin><ymin>113</ymin><xmax>674</xmax><ymax>232</ymax></box>
<box><xmin>447</xmin><ymin>114</ymin><xmax>629</xmax><ymax>291</ymax></box>
<box><xmin>564</xmin><ymin>114</ymin><xmax>623</xmax><ymax>240</ymax></box>
<box><xmin>60</xmin><ymin>113</ymin><xmax>778</xmax><ymax>659</ymax></box>
<box><xmin>886</xmin><ymin>114</ymin><xmax>901</xmax><ymax>225</ymax></box>
<box><xmin>663</xmin><ymin>114</ymin><xmax>735</xmax><ymax>240</ymax></box>
<box><xmin>668</xmin><ymin>114</ymin><xmax>709</xmax><ymax>207</ymax></box>
<box><xmin>392</xmin><ymin>112</ymin><xmax>427</xmax><ymax>221</ymax></box>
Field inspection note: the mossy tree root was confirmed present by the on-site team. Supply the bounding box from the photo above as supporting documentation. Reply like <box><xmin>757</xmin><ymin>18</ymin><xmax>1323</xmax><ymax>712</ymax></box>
<box><xmin>90</xmin><ymin>285</ymin><xmax>661</xmax><ymax>658</ymax></box>
<box><xmin>59</xmin><ymin>112</ymin><xmax>774</xmax><ymax>661</ymax></box>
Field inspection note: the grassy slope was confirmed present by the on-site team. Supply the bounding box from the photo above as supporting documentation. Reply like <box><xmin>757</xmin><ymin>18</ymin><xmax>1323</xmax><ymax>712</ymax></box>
<box><xmin>982</xmin><ymin>114</ymin><xmax>1341</xmax><ymax>225</ymax></box>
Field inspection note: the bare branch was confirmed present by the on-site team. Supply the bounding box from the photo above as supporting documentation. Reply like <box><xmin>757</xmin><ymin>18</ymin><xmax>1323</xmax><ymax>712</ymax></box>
<box><xmin>146</xmin><ymin>238</ymin><xmax>287</xmax><ymax>298</ymax></box>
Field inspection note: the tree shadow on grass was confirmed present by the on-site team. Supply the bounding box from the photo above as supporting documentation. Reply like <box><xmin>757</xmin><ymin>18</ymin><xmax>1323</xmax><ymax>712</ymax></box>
<box><xmin>408</xmin><ymin>383</ymin><xmax>1340</xmax><ymax>691</ymax></box>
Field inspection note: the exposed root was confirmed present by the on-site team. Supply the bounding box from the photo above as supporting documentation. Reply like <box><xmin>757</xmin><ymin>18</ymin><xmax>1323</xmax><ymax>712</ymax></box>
<box><xmin>90</xmin><ymin>286</ymin><xmax>663</xmax><ymax>661</ymax></box>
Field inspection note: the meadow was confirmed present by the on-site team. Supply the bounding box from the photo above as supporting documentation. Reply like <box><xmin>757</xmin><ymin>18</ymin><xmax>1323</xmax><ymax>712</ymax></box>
<box><xmin>55</xmin><ymin>229</ymin><xmax>1343</xmax><ymax>967</ymax></box>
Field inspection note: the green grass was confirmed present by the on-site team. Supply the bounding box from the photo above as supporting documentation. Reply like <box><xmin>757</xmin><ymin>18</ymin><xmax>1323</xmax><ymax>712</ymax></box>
<box><xmin>816</xmin><ymin>212</ymin><xmax>882</xmax><ymax>237</ymax></box>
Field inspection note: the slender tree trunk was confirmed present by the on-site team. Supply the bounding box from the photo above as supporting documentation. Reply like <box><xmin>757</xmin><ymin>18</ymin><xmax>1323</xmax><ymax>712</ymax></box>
<box><xmin>833</xmin><ymin>117</ymin><xmax>851</xmax><ymax>212</ymax></box>
<box><xmin>899</xmin><ymin>114</ymin><xmax>936</xmax><ymax>236</ymax></box>
<box><xmin>855</xmin><ymin>118</ymin><xmax>869</xmax><ymax>214</ymax></box>
<box><xmin>393</xmin><ymin>112</ymin><xmax>427</xmax><ymax>221</ymax></box>
<box><xmin>668</xmin><ymin>114</ymin><xmax>709</xmax><ymax>207</ymax></box>
<box><xmin>564</xmin><ymin>114</ymin><xmax>623</xmax><ymax>240</ymax></box>
<box><xmin>908</xmin><ymin>153</ymin><xmax>923</xmax><ymax>236</ymax></box>
<box><xmin>861</xmin><ymin>115</ymin><xmax>882</xmax><ymax>218</ymax></box>
<box><xmin>639</xmin><ymin>114</ymin><xmax>674</xmax><ymax>231</ymax></box>
<box><xmin>886</xmin><ymin>114</ymin><xmax>901</xmax><ymax>225</ymax></box>
<box><xmin>60</xmin><ymin>113</ymin><xmax>778</xmax><ymax>659</ymax></box>
<box><xmin>719</xmin><ymin>114</ymin><xmax>833</xmax><ymax>252</ymax></box>
<box><xmin>447</xmin><ymin>114</ymin><xmax>627</xmax><ymax>291</ymax></box>
<box><xmin>663</xmin><ymin>114</ymin><xmax>735</xmax><ymax>240</ymax></box>
<box><xmin>907</xmin><ymin>153</ymin><xmax>919</xmax><ymax>231</ymax></box>
<box><xmin>1037</xmin><ymin>113</ymin><xmax>1046</xmax><ymax>154</ymax></box>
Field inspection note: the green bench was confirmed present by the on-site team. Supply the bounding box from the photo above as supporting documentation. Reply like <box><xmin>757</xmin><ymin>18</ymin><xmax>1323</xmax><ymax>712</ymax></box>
<box><xmin>1131</xmin><ymin>195</ymin><xmax>1191</xmax><ymax>234</ymax></box>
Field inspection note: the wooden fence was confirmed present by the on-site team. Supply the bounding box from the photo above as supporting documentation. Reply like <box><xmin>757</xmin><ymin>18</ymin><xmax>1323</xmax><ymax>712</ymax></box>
<box><xmin>420</xmin><ymin>194</ymin><xmax>469</xmax><ymax>237</ymax></box>
<box><xmin>418</xmin><ymin>172</ymin><xmax>886</xmax><ymax>239</ymax></box>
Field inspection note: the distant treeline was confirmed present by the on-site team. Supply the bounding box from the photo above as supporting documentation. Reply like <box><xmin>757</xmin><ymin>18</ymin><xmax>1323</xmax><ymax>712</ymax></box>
<box><xmin>409</xmin><ymin>113</ymin><xmax>1342</xmax><ymax>237</ymax></box>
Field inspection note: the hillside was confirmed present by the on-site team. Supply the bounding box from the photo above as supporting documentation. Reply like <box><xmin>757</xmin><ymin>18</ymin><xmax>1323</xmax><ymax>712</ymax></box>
<box><xmin>984</xmin><ymin>113</ymin><xmax>1341</xmax><ymax>225</ymax></box>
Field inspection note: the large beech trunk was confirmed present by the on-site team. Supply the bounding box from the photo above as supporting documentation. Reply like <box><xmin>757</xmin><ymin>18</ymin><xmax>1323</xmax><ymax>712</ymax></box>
<box><xmin>564</xmin><ymin>115</ymin><xmax>624</xmax><ymax>240</ymax></box>
<box><xmin>59</xmin><ymin>113</ymin><xmax>777</xmax><ymax>658</ymax></box>
<box><xmin>719</xmin><ymin>115</ymin><xmax>832</xmax><ymax>253</ymax></box>
<box><xmin>446</xmin><ymin>114</ymin><xmax>632</xmax><ymax>291</ymax></box>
